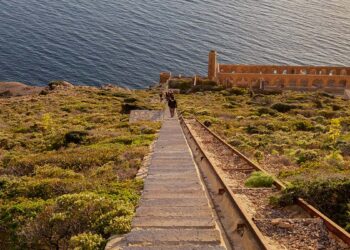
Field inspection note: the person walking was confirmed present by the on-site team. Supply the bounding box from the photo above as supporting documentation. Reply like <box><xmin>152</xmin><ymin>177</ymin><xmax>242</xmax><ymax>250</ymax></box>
<box><xmin>168</xmin><ymin>96</ymin><xmax>177</xmax><ymax>118</ymax></box>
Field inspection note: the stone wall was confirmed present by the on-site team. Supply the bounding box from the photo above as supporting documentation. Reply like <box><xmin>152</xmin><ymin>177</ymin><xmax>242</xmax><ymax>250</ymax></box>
<box><xmin>209</xmin><ymin>51</ymin><xmax>350</xmax><ymax>92</ymax></box>
<box><xmin>217</xmin><ymin>73</ymin><xmax>349</xmax><ymax>93</ymax></box>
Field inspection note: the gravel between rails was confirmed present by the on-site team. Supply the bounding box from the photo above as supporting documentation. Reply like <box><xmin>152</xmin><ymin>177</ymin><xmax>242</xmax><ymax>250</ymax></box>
<box><xmin>186</xmin><ymin>119</ymin><xmax>348</xmax><ymax>250</ymax></box>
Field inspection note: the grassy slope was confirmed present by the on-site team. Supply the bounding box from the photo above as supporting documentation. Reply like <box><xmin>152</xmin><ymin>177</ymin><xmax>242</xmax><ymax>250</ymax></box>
<box><xmin>0</xmin><ymin>87</ymin><xmax>162</xmax><ymax>249</ymax></box>
<box><xmin>177</xmin><ymin>89</ymin><xmax>350</xmax><ymax>231</ymax></box>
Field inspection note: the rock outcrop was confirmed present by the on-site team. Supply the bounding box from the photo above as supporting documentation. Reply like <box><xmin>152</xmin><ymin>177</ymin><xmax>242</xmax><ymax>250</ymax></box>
<box><xmin>48</xmin><ymin>80</ymin><xmax>74</xmax><ymax>90</ymax></box>
<box><xmin>0</xmin><ymin>82</ymin><xmax>44</xmax><ymax>98</ymax></box>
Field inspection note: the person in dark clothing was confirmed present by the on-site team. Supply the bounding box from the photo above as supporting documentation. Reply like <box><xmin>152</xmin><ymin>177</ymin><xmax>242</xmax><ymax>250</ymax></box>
<box><xmin>165</xmin><ymin>92</ymin><xmax>170</xmax><ymax>102</ymax></box>
<box><xmin>168</xmin><ymin>96</ymin><xmax>177</xmax><ymax>118</ymax></box>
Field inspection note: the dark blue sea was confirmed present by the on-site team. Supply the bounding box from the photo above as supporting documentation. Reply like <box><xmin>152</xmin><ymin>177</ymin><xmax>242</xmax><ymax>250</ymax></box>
<box><xmin>0</xmin><ymin>0</ymin><xmax>349</xmax><ymax>88</ymax></box>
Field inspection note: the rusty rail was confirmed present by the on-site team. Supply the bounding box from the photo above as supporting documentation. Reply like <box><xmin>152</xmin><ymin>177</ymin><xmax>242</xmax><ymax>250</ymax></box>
<box><xmin>189</xmin><ymin>117</ymin><xmax>350</xmax><ymax>246</ymax></box>
<box><xmin>179</xmin><ymin>116</ymin><xmax>271</xmax><ymax>250</ymax></box>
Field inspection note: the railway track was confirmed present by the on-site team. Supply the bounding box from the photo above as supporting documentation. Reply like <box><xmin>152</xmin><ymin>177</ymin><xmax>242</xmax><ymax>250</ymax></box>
<box><xmin>180</xmin><ymin>117</ymin><xmax>350</xmax><ymax>250</ymax></box>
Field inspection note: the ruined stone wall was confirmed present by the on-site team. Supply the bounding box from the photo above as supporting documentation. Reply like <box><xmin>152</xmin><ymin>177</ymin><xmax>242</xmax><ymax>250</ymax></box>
<box><xmin>209</xmin><ymin>50</ymin><xmax>350</xmax><ymax>92</ymax></box>
<box><xmin>219</xmin><ymin>65</ymin><xmax>350</xmax><ymax>76</ymax></box>
<box><xmin>217</xmin><ymin>72</ymin><xmax>350</xmax><ymax>93</ymax></box>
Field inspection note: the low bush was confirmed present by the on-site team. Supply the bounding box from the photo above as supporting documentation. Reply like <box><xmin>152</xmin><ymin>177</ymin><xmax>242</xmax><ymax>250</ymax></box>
<box><xmin>271</xmin><ymin>103</ymin><xmax>297</xmax><ymax>113</ymax></box>
<box><xmin>121</xmin><ymin>103</ymin><xmax>145</xmax><ymax>114</ymax></box>
<box><xmin>275</xmin><ymin>179</ymin><xmax>350</xmax><ymax>231</ymax></box>
<box><xmin>257</xmin><ymin>107</ymin><xmax>276</xmax><ymax>116</ymax></box>
<box><xmin>18</xmin><ymin>192</ymin><xmax>135</xmax><ymax>249</ymax></box>
<box><xmin>325</xmin><ymin>151</ymin><xmax>344</xmax><ymax>169</ymax></box>
<box><xmin>64</xmin><ymin>131</ymin><xmax>88</xmax><ymax>145</ymax></box>
<box><xmin>168</xmin><ymin>79</ymin><xmax>193</xmax><ymax>92</ymax></box>
<box><xmin>293</xmin><ymin>120</ymin><xmax>314</xmax><ymax>131</ymax></box>
<box><xmin>244</xmin><ymin>171</ymin><xmax>274</xmax><ymax>187</ymax></box>
<box><xmin>69</xmin><ymin>232</ymin><xmax>105</xmax><ymax>250</ymax></box>
<box><xmin>227</xmin><ymin>87</ymin><xmax>247</xmax><ymax>96</ymax></box>
<box><xmin>245</xmin><ymin>125</ymin><xmax>270</xmax><ymax>134</ymax></box>
<box><xmin>295</xmin><ymin>149</ymin><xmax>318</xmax><ymax>164</ymax></box>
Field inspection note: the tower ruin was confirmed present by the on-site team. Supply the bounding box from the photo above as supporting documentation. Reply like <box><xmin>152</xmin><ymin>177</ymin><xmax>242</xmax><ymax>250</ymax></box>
<box><xmin>208</xmin><ymin>50</ymin><xmax>218</xmax><ymax>81</ymax></box>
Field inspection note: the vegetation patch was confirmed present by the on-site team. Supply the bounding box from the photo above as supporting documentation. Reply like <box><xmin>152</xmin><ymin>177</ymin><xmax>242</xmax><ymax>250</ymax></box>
<box><xmin>177</xmin><ymin>89</ymin><xmax>350</xmax><ymax>231</ymax></box>
<box><xmin>0</xmin><ymin>87</ymin><xmax>162</xmax><ymax>249</ymax></box>
<box><xmin>244</xmin><ymin>171</ymin><xmax>274</xmax><ymax>188</ymax></box>
<box><xmin>274</xmin><ymin>179</ymin><xmax>350</xmax><ymax>232</ymax></box>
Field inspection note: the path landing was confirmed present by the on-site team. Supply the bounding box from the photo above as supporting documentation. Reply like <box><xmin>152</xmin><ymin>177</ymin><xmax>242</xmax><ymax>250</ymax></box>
<box><xmin>107</xmin><ymin>111</ymin><xmax>226</xmax><ymax>249</ymax></box>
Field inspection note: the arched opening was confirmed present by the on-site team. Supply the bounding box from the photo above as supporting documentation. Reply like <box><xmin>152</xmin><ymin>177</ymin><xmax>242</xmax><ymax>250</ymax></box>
<box><xmin>275</xmin><ymin>78</ymin><xmax>285</xmax><ymax>88</ymax></box>
<box><xmin>312</xmin><ymin>79</ymin><xmax>323</xmax><ymax>88</ymax></box>
<box><xmin>289</xmin><ymin>79</ymin><xmax>297</xmax><ymax>88</ymax></box>
<box><xmin>301</xmin><ymin>79</ymin><xmax>308</xmax><ymax>87</ymax></box>
<box><xmin>251</xmin><ymin>78</ymin><xmax>259</xmax><ymax>88</ymax></box>
<box><xmin>339</xmin><ymin>80</ymin><xmax>347</xmax><ymax>88</ymax></box>
<box><xmin>328</xmin><ymin>79</ymin><xmax>336</xmax><ymax>87</ymax></box>
<box><xmin>237</xmin><ymin>77</ymin><xmax>248</xmax><ymax>87</ymax></box>
<box><xmin>291</xmin><ymin>69</ymin><xmax>295</xmax><ymax>74</ymax></box>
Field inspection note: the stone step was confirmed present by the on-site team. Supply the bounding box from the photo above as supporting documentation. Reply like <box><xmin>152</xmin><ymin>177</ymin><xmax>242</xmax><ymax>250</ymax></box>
<box><xmin>126</xmin><ymin>229</ymin><xmax>221</xmax><ymax>246</ymax></box>
<box><xmin>144</xmin><ymin>180</ymin><xmax>201</xmax><ymax>187</ymax></box>
<box><xmin>147</xmin><ymin>169</ymin><xmax>197</xmax><ymax>175</ymax></box>
<box><xmin>151</xmin><ymin>160</ymin><xmax>194</xmax><ymax>165</ymax></box>
<box><xmin>149</xmin><ymin>164</ymin><xmax>195</xmax><ymax>169</ymax></box>
<box><xmin>124</xmin><ymin>245</ymin><xmax>225</xmax><ymax>250</ymax></box>
<box><xmin>144</xmin><ymin>185</ymin><xmax>203</xmax><ymax>192</ymax></box>
<box><xmin>147</xmin><ymin>172</ymin><xmax>198</xmax><ymax>178</ymax></box>
<box><xmin>139</xmin><ymin>198</ymin><xmax>209</xmax><ymax>207</ymax></box>
<box><xmin>145</xmin><ymin>177</ymin><xmax>199</xmax><ymax>183</ymax></box>
<box><xmin>136</xmin><ymin>206</ymin><xmax>213</xmax><ymax>217</ymax></box>
<box><xmin>144</xmin><ymin>179</ymin><xmax>200</xmax><ymax>185</ymax></box>
<box><xmin>132</xmin><ymin>216</ymin><xmax>215</xmax><ymax>228</ymax></box>
<box><xmin>142</xmin><ymin>190</ymin><xmax>205</xmax><ymax>199</ymax></box>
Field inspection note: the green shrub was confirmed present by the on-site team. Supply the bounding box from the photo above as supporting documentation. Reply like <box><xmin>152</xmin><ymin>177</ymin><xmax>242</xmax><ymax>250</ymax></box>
<box><xmin>65</xmin><ymin>131</ymin><xmax>89</xmax><ymax>145</ymax></box>
<box><xmin>35</xmin><ymin>165</ymin><xmax>83</xmax><ymax>179</ymax></box>
<box><xmin>168</xmin><ymin>79</ymin><xmax>193</xmax><ymax>92</ymax></box>
<box><xmin>121</xmin><ymin>103</ymin><xmax>145</xmax><ymax>114</ymax></box>
<box><xmin>295</xmin><ymin>149</ymin><xmax>318</xmax><ymax>164</ymax></box>
<box><xmin>123</xmin><ymin>97</ymin><xmax>138</xmax><ymax>103</ymax></box>
<box><xmin>244</xmin><ymin>171</ymin><xmax>274</xmax><ymax>187</ymax></box>
<box><xmin>69</xmin><ymin>232</ymin><xmax>105</xmax><ymax>250</ymax></box>
<box><xmin>294</xmin><ymin>120</ymin><xmax>314</xmax><ymax>131</ymax></box>
<box><xmin>337</xmin><ymin>142</ymin><xmax>350</xmax><ymax>156</ymax></box>
<box><xmin>3</xmin><ymin>145</ymin><xmax>127</xmax><ymax>175</ymax></box>
<box><xmin>190</xmin><ymin>85</ymin><xmax>224</xmax><ymax>93</ymax></box>
<box><xmin>227</xmin><ymin>87</ymin><xmax>247</xmax><ymax>96</ymax></box>
<box><xmin>332</xmin><ymin>104</ymin><xmax>342</xmax><ymax>111</ymax></box>
<box><xmin>19</xmin><ymin>192</ymin><xmax>135</xmax><ymax>249</ymax></box>
<box><xmin>276</xmin><ymin>179</ymin><xmax>350</xmax><ymax>231</ymax></box>
<box><xmin>113</xmin><ymin>136</ymin><xmax>133</xmax><ymax>145</ymax></box>
<box><xmin>245</xmin><ymin>125</ymin><xmax>270</xmax><ymax>134</ymax></box>
<box><xmin>271</xmin><ymin>103</ymin><xmax>297</xmax><ymax>113</ymax></box>
<box><xmin>257</xmin><ymin>107</ymin><xmax>276</xmax><ymax>116</ymax></box>
<box><xmin>254</xmin><ymin>151</ymin><xmax>264</xmax><ymax>162</ymax></box>
<box><xmin>325</xmin><ymin>151</ymin><xmax>344</xmax><ymax>169</ymax></box>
